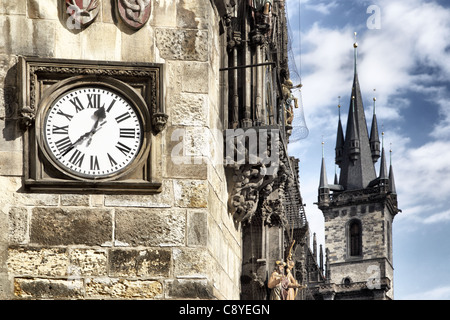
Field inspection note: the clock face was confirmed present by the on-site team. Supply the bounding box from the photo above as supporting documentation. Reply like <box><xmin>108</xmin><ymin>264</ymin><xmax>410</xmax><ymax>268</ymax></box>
<box><xmin>43</xmin><ymin>87</ymin><xmax>143</xmax><ymax>179</ymax></box>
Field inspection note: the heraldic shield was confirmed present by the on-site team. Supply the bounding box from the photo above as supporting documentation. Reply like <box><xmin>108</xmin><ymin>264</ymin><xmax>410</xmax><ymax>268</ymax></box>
<box><xmin>65</xmin><ymin>0</ymin><xmax>100</xmax><ymax>29</ymax></box>
<box><xmin>117</xmin><ymin>0</ymin><xmax>152</xmax><ymax>30</ymax></box>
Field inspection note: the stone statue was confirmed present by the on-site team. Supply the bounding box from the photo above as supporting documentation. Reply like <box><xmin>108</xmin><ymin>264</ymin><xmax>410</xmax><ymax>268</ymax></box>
<box><xmin>250</xmin><ymin>0</ymin><xmax>272</xmax><ymax>14</ymax></box>
<box><xmin>249</xmin><ymin>0</ymin><xmax>272</xmax><ymax>27</ymax></box>
<box><xmin>285</xmin><ymin>259</ymin><xmax>306</xmax><ymax>300</ymax></box>
<box><xmin>282</xmin><ymin>79</ymin><xmax>300</xmax><ymax>126</ymax></box>
<box><xmin>268</xmin><ymin>260</ymin><xmax>288</xmax><ymax>300</ymax></box>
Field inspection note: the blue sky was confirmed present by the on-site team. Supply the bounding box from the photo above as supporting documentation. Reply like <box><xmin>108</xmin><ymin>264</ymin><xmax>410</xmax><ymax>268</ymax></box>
<box><xmin>286</xmin><ymin>0</ymin><xmax>450</xmax><ymax>299</ymax></box>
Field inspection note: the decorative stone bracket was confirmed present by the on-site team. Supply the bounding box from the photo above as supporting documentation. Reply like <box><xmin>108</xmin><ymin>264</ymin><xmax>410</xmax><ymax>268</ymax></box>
<box><xmin>224</xmin><ymin>126</ymin><xmax>291</xmax><ymax>226</ymax></box>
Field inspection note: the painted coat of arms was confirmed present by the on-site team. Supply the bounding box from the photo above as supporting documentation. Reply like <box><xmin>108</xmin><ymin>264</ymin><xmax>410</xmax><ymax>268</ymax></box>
<box><xmin>65</xmin><ymin>0</ymin><xmax>100</xmax><ymax>29</ymax></box>
<box><xmin>117</xmin><ymin>0</ymin><xmax>151</xmax><ymax>30</ymax></box>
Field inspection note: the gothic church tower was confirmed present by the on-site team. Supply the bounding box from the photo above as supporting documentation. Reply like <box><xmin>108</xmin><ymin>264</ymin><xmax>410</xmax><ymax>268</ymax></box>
<box><xmin>316</xmin><ymin>39</ymin><xmax>400</xmax><ymax>300</ymax></box>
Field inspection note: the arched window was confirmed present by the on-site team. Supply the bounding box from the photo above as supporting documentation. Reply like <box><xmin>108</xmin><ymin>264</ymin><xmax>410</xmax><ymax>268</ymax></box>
<box><xmin>349</xmin><ymin>219</ymin><xmax>362</xmax><ymax>256</ymax></box>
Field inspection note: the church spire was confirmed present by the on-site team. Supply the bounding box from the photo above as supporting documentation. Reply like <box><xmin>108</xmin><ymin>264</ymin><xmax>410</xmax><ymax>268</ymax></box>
<box><xmin>318</xmin><ymin>140</ymin><xmax>330</xmax><ymax>207</ymax></box>
<box><xmin>389</xmin><ymin>145</ymin><xmax>397</xmax><ymax>194</ymax></box>
<box><xmin>378</xmin><ymin>132</ymin><xmax>389</xmax><ymax>192</ymax></box>
<box><xmin>335</xmin><ymin>97</ymin><xmax>344</xmax><ymax>166</ymax></box>
<box><xmin>369</xmin><ymin>92</ymin><xmax>381</xmax><ymax>162</ymax></box>
<box><xmin>336</xmin><ymin>34</ymin><xmax>377</xmax><ymax>190</ymax></box>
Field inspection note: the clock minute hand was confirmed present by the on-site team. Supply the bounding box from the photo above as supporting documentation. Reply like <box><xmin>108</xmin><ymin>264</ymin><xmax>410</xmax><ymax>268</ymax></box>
<box><xmin>61</xmin><ymin>106</ymin><xmax>107</xmax><ymax>157</ymax></box>
<box><xmin>86</xmin><ymin>105</ymin><xmax>107</xmax><ymax>146</ymax></box>
<box><xmin>60</xmin><ymin>130</ymin><xmax>92</xmax><ymax>157</ymax></box>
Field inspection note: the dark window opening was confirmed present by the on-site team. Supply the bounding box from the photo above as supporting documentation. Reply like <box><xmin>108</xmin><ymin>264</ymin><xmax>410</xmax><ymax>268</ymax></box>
<box><xmin>349</xmin><ymin>219</ymin><xmax>362</xmax><ymax>256</ymax></box>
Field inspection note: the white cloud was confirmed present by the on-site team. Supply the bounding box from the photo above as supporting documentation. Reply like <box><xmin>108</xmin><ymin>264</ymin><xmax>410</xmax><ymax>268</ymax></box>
<box><xmin>304</xmin><ymin>1</ymin><xmax>338</xmax><ymax>15</ymax></box>
<box><xmin>423</xmin><ymin>210</ymin><xmax>450</xmax><ymax>224</ymax></box>
<box><xmin>289</xmin><ymin>0</ymin><xmax>450</xmax><ymax>232</ymax></box>
<box><xmin>402</xmin><ymin>285</ymin><xmax>450</xmax><ymax>300</ymax></box>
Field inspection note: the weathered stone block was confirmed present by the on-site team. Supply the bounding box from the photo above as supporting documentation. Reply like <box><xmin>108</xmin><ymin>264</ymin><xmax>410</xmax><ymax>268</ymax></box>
<box><xmin>173</xmin><ymin>248</ymin><xmax>213</xmax><ymax>278</ymax></box>
<box><xmin>14</xmin><ymin>278</ymin><xmax>83</xmax><ymax>299</ymax></box>
<box><xmin>155</xmin><ymin>28</ymin><xmax>208</xmax><ymax>61</ymax></box>
<box><xmin>173</xmin><ymin>180</ymin><xmax>208</xmax><ymax>208</ymax></box>
<box><xmin>115</xmin><ymin>208</ymin><xmax>185</xmax><ymax>246</ymax></box>
<box><xmin>80</xmin><ymin>22</ymin><xmax>120</xmax><ymax>61</ymax></box>
<box><xmin>69</xmin><ymin>248</ymin><xmax>107</xmax><ymax>276</ymax></box>
<box><xmin>181</xmin><ymin>62</ymin><xmax>209</xmax><ymax>93</ymax></box>
<box><xmin>121</xmin><ymin>25</ymin><xmax>155</xmax><ymax>62</ymax></box>
<box><xmin>0</xmin><ymin>16</ymin><xmax>33</xmax><ymax>56</ymax></box>
<box><xmin>54</xmin><ymin>25</ymin><xmax>81</xmax><ymax>59</ymax></box>
<box><xmin>170</xmin><ymin>93</ymin><xmax>207</xmax><ymax>126</ymax></box>
<box><xmin>85</xmin><ymin>278</ymin><xmax>163</xmax><ymax>299</ymax></box>
<box><xmin>30</xmin><ymin>208</ymin><xmax>112</xmax><ymax>246</ymax></box>
<box><xmin>165</xmin><ymin>279</ymin><xmax>214</xmax><ymax>299</ymax></box>
<box><xmin>8</xmin><ymin>247</ymin><xmax>69</xmax><ymax>277</ymax></box>
<box><xmin>0</xmin><ymin>1</ymin><xmax>26</xmax><ymax>15</ymax></box>
<box><xmin>104</xmin><ymin>179</ymin><xmax>173</xmax><ymax>207</ymax></box>
<box><xmin>31</xmin><ymin>19</ymin><xmax>56</xmax><ymax>57</ymax></box>
<box><xmin>165</xmin><ymin>127</ymin><xmax>208</xmax><ymax>179</ymax></box>
<box><xmin>187</xmin><ymin>210</ymin><xmax>207</xmax><ymax>246</ymax></box>
<box><xmin>150</xmin><ymin>0</ymin><xmax>177</xmax><ymax>28</ymax></box>
<box><xmin>60</xmin><ymin>194</ymin><xmax>90</xmax><ymax>206</ymax></box>
<box><xmin>8</xmin><ymin>207</ymin><xmax>28</xmax><ymax>244</ymax></box>
<box><xmin>27</xmin><ymin>0</ymin><xmax>58</xmax><ymax>19</ymax></box>
<box><xmin>109</xmin><ymin>248</ymin><xmax>171</xmax><ymax>277</ymax></box>
<box><xmin>177</xmin><ymin>0</ymin><xmax>210</xmax><ymax>30</ymax></box>
<box><xmin>0</xmin><ymin>273</ymin><xmax>11</xmax><ymax>299</ymax></box>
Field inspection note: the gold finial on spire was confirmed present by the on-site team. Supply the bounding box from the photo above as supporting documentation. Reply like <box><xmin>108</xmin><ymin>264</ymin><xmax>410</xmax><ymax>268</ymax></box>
<box><xmin>389</xmin><ymin>142</ymin><xmax>393</xmax><ymax>166</ymax></box>
<box><xmin>353</xmin><ymin>32</ymin><xmax>358</xmax><ymax>48</ymax></box>
<box><xmin>322</xmin><ymin>136</ymin><xmax>325</xmax><ymax>157</ymax></box>
<box><xmin>373</xmin><ymin>89</ymin><xmax>377</xmax><ymax>114</ymax></box>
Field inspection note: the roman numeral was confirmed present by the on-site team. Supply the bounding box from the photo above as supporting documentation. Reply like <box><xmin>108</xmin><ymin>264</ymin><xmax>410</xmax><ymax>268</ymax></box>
<box><xmin>119</xmin><ymin>128</ymin><xmax>135</xmax><ymax>139</ymax></box>
<box><xmin>115</xmin><ymin>112</ymin><xmax>131</xmax><ymax>123</ymax></box>
<box><xmin>106</xmin><ymin>99</ymin><xmax>117</xmax><ymax>112</ymax></box>
<box><xmin>70</xmin><ymin>96</ymin><xmax>84</xmax><ymax>113</ymax></box>
<box><xmin>56</xmin><ymin>109</ymin><xmax>73</xmax><ymax>121</ymax></box>
<box><xmin>87</xmin><ymin>93</ymin><xmax>101</xmax><ymax>109</ymax></box>
<box><xmin>90</xmin><ymin>155</ymin><xmax>100</xmax><ymax>170</ymax></box>
<box><xmin>116</xmin><ymin>142</ymin><xmax>131</xmax><ymax>155</ymax></box>
<box><xmin>69</xmin><ymin>149</ymin><xmax>85</xmax><ymax>167</ymax></box>
<box><xmin>107</xmin><ymin>153</ymin><xmax>117</xmax><ymax>166</ymax></box>
<box><xmin>55</xmin><ymin>136</ymin><xmax>72</xmax><ymax>154</ymax></box>
<box><xmin>52</xmin><ymin>125</ymin><xmax>69</xmax><ymax>134</ymax></box>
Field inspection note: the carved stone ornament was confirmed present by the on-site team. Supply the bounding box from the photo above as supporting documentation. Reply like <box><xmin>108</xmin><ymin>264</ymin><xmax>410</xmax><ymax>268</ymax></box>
<box><xmin>117</xmin><ymin>0</ymin><xmax>151</xmax><ymax>30</ymax></box>
<box><xmin>65</xmin><ymin>0</ymin><xmax>100</xmax><ymax>29</ymax></box>
<box><xmin>225</xmin><ymin>127</ymin><xmax>282</xmax><ymax>224</ymax></box>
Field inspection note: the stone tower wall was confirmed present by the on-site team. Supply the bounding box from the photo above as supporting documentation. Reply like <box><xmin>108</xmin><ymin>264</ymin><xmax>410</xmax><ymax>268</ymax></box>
<box><xmin>324</xmin><ymin>201</ymin><xmax>394</xmax><ymax>299</ymax></box>
<box><xmin>0</xmin><ymin>0</ymin><xmax>240</xmax><ymax>299</ymax></box>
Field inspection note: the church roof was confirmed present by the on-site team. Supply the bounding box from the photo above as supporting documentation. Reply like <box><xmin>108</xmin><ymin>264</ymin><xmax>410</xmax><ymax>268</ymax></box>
<box><xmin>337</xmin><ymin>71</ymin><xmax>377</xmax><ymax>190</ymax></box>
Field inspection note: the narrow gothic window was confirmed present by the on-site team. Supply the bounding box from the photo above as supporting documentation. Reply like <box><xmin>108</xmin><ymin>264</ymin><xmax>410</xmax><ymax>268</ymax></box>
<box><xmin>349</xmin><ymin>220</ymin><xmax>362</xmax><ymax>256</ymax></box>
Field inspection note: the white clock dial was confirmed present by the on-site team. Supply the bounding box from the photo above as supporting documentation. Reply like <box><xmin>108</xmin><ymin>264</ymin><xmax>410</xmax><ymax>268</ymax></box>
<box><xmin>43</xmin><ymin>87</ymin><xmax>143</xmax><ymax>179</ymax></box>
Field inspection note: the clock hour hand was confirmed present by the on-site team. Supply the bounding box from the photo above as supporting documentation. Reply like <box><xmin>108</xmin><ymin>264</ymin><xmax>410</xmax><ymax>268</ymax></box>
<box><xmin>61</xmin><ymin>107</ymin><xmax>107</xmax><ymax>156</ymax></box>
<box><xmin>86</xmin><ymin>120</ymin><xmax>107</xmax><ymax>147</ymax></box>
<box><xmin>60</xmin><ymin>130</ymin><xmax>92</xmax><ymax>157</ymax></box>
<box><xmin>86</xmin><ymin>105</ymin><xmax>107</xmax><ymax>146</ymax></box>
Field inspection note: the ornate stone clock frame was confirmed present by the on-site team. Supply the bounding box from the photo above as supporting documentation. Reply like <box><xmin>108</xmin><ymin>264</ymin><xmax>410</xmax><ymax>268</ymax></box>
<box><xmin>18</xmin><ymin>56</ymin><xmax>167</xmax><ymax>194</ymax></box>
